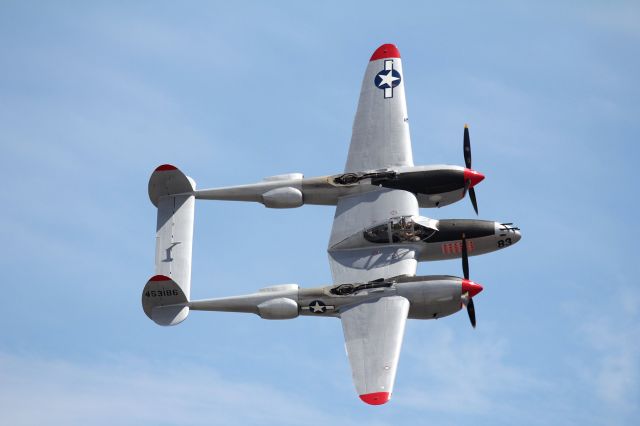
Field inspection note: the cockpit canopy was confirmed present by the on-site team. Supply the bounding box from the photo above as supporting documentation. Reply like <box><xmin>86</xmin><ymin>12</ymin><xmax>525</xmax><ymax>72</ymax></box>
<box><xmin>363</xmin><ymin>216</ymin><xmax>438</xmax><ymax>244</ymax></box>
<box><xmin>329</xmin><ymin>215</ymin><xmax>439</xmax><ymax>251</ymax></box>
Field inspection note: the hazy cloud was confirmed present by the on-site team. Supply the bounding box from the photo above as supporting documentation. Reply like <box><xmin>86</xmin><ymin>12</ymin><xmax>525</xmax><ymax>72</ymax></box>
<box><xmin>0</xmin><ymin>351</ymin><xmax>364</xmax><ymax>426</ymax></box>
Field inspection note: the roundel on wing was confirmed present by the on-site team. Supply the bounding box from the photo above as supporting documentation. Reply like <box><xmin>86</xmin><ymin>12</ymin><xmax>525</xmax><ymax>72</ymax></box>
<box><xmin>374</xmin><ymin>69</ymin><xmax>402</xmax><ymax>90</ymax></box>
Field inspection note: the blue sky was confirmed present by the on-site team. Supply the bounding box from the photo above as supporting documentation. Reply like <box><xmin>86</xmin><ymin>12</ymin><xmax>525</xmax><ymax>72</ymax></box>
<box><xmin>1</xmin><ymin>1</ymin><xmax>638</xmax><ymax>424</ymax></box>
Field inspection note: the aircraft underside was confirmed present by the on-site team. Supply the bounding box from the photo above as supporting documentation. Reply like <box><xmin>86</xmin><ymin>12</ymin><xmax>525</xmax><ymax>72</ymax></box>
<box><xmin>141</xmin><ymin>43</ymin><xmax>521</xmax><ymax>405</ymax></box>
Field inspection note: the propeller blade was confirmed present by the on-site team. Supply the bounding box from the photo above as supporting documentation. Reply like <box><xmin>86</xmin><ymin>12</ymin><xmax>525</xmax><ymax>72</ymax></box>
<box><xmin>461</xmin><ymin>233</ymin><xmax>469</xmax><ymax>280</ymax></box>
<box><xmin>467</xmin><ymin>297</ymin><xmax>477</xmax><ymax>328</ymax></box>
<box><xmin>469</xmin><ymin>187</ymin><xmax>479</xmax><ymax>215</ymax></box>
<box><xmin>464</xmin><ymin>124</ymin><xmax>472</xmax><ymax>169</ymax></box>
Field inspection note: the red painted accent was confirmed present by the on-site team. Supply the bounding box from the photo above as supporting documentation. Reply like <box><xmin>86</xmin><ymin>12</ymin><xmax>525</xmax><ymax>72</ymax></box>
<box><xmin>360</xmin><ymin>392</ymin><xmax>391</xmax><ymax>405</ymax></box>
<box><xmin>149</xmin><ymin>275</ymin><xmax>171</xmax><ymax>282</ymax></box>
<box><xmin>370</xmin><ymin>44</ymin><xmax>401</xmax><ymax>61</ymax></box>
<box><xmin>155</xmin><ymin>164</ymin><xmax>177</xmax><ymax>172</ymax></box>
<box><xmin>463</xmin><ymin>168</ymin><xmax>485</xmax><ymax>188</ymax></box>
<box><xmin>461</xmin><ymin>279</ymin><xmax>483</xmax><ymax>297</ymax></box>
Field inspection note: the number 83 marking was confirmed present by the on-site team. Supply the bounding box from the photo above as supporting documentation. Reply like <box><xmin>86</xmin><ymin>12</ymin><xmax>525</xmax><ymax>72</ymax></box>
<box><xmin>497</xmin><ymin>238</ymin><xmax>512</xmax><ymax>248</ymax></box>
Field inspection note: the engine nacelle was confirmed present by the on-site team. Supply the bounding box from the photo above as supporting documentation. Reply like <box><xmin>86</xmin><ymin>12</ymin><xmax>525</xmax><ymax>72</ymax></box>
<box><xmin>257</xmin><ymin>297</ymin><xmax>299</xmax><ymax>320</ymax></box>
<box><xmin>262</xmin><ymin>187</ymin><xmax>304</xmax><ymax>208</ymax></box>
<box><xmin>396</xmin><ymin>277</ymin><xmax>464</xmax><ymax>320</ymax></box>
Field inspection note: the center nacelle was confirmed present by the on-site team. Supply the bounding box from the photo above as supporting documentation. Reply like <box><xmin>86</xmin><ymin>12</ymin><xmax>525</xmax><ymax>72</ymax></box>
<box><xmin>328</xmin><ymin>215</ymin><xmax>521</xmax><ymax>261</ymax></box>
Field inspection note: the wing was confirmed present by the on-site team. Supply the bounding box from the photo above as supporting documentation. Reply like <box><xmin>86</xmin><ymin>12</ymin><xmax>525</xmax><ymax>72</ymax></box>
<box><xmin>328</xmin><ymin>188</ymin><xmax>418</xmax><ymax>284</ymax></box>
<box><xmin>340</xmin><ymin>295</ymin><xmax>410</xmax><ymax>405</ymax></box>
<box><xmin>344</xmin><ymin>44</ymin><xmax>413</xmax><ymax>173</ymax></box>
<box><xmin>333</xmin><ymin>45</ymin><xmax>416</xmax><ymax>404</ymax></box>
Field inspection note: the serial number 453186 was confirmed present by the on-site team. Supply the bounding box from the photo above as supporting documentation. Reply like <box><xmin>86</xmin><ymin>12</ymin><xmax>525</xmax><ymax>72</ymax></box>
<box><xmin>144</xmin><ymin>289</ymin><xmax>179</xmax><ymax>297</ymax></box>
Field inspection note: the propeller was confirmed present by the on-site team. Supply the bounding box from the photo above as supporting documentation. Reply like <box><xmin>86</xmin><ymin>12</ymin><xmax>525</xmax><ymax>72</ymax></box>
<box><xmin>463</xmin><ymin>125</ymin><xmax>480</xmax><ymax>215</ymax></box>
<box><xmin>461</xmin><ymin>233</ymin><xmax>469</xmax><ymax>280</ymax></box>
<box><xmin>466</xmin><ymin>298</ymin><xmax>477</xmax><ymax>328</ymax></box>
<box><xmin>461</xmin><ymin>233</ymin><xmax>479</xmax><ymax>328</ymax></box>
<box><xmin>463</xmin><ymin>125</ymin><xmax>472</xmax><ymax>169</ymax></box>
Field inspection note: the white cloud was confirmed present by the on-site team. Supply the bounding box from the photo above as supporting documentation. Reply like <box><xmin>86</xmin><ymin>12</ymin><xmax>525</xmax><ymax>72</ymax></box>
<box><xmin>0</xmin><ymin>352</ymin><xmax>364</xmax><ymax>426</ymax></box>
<box><xmin>579</xmin><ymin>1</ymin><xmax>640</xmax><ymax>39</ymax></box>
<box><xmin>562</xmin><ymin>279</ymin><xmax>640</xmax><ymax>422</ymax></box>
<box><xmin>577</xmin><ymin>316</ymin><xmax>639</xmax><ymax>408</ymax></box>
<box><xmin>399</xmin><ymin>324</ymin><xmax>548</xmax><ymax>416</ymax></box>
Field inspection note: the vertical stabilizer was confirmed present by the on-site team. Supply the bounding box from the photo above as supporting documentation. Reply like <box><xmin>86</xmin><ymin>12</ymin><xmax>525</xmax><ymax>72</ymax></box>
<box><xmin>142</xmin><ymin>275</ymin><xmax>189</xmax><ymax>326</ymax></box>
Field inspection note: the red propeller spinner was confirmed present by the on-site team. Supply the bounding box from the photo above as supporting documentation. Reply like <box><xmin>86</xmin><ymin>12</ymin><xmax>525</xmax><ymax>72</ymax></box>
<box><xmin>463</xmin><ymin>168</ymin><xmax>485</xmax><ymax>188</ymax></box>
<box><xmin>461</xmin><ymin>279</ymin><xmax>484</xmax><ymax>297</ymax></box>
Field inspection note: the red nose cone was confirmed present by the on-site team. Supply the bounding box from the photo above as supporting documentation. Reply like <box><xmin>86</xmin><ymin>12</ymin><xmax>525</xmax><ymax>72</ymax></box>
<box><xmin>463</xmin><ymin>169</ymin><xmax>485</xmax><ymax>188</ymax></box>
<box><xmin>360</xmin><ymin>392</ymin><xmax>391</xmax><ymax>405</ymax></box>
<box><xmin>462</xmin><ymin>279</ymin><xmax>483</xmax><ymax>297</ymax></box>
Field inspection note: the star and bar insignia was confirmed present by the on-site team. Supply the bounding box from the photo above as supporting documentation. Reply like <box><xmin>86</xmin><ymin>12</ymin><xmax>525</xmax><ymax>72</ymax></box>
<box><xmin>374</xmin><ymin>59</ymin><xmax>401</xmax><ymax>98</ymax></box>
<box><xmin>301</xmin><ymin>300</ymin><xmax>335</xmax><ymax>314</ymax></box>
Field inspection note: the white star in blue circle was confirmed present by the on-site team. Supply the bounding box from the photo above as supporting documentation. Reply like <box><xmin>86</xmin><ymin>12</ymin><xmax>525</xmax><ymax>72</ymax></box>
<box><xmin>375</xmin><ymin>69</ymin><xmax>402</xmax><ymax>89</ymax></box>
<box><xmin>309</xmin><ymin>300</ymin><xmax>326</xmax><ymax>313</ymax></box>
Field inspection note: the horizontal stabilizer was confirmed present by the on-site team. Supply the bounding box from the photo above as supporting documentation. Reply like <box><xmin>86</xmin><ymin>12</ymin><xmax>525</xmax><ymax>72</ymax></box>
<box><xmin>142</xmin><ymin>275</ymin><xmax>189</xmax><ymax>326</ymax></box>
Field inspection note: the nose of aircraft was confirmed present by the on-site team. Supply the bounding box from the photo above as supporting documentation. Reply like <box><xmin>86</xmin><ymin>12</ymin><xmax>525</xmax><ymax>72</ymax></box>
<box><xmin>513</xmin><ymin>229</ymin><xmax>522</xmax><ymax>243</ymax></box>
<box><xmin>464</xmin><ymin>168</ymin><xmax>485</xmax><ymax>188</ymax></box>
<box><xmin>461</xmin><ymin>279</ymin><xmax>483</xmax><ymax>297</ymax></box>
<box><xmin>495</xmin><ymin>222</ymin><xmax>522</xmax><ymax>245</ymax></box>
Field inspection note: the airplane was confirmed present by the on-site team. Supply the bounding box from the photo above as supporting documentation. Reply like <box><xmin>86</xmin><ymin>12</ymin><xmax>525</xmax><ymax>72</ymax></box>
<box><xmin>142</xmin><ymin>44</ymin><xmax>521</xmax><ymax>405</ymax></box>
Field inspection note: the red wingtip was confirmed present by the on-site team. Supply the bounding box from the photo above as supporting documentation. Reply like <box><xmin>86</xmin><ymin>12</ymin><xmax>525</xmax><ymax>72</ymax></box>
<box><xmin>463</xmin><ymin>168</ymin><xmax>485</xmax><ymax>188</ymax></box>
<box><xmin>360</xmin><ymin>392</ymin><xmax>391</xmax><ymax>405</ymax></box>
<box><xmin>149</xmin><ymin>275</ymin><xmax>171</xmax><ymax>282</ymax></box>
<box><xmin>155</xmin><ymin>164</ymin><xmax>177</xmax><ymax>172</ymax></box>
<box><xmin>462</xmin><ymin>279</ymin><xmax>483</xmax><ymax>297</ymax></box>
<box><xmin>370</xmin><ymin>44</ymin><xmax>401</xmax><ymax>61</ymax></box>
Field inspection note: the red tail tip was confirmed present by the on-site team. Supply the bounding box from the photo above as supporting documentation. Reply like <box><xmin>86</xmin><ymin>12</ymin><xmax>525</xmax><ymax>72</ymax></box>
<box><xmin>462</xmin><ymin>279</ymin><xmax>483</xmax><ymax>297</ymax></box>
<box><xmin>155</xmin><ymin>164</ymin><xmax>177</xmax><ymax>172</ymax></box>
<box><xmin>464</xmin><ymin>168</ymin><xmax>485</xmax><ymax>188</ymax></box>
<box><xmin>370</xmin><ymin>44</ymin><xmax>401</xmax><ymax>61</ymax></box>
<box><xmin>360</xmin><ymin>392</ymin><xmax>391</xmax><ymax>405</ymax></box>
<box><xmin>149</xmin><ymin>275</ymin><xmax>171</xmax><ymax>282</ymax></box>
